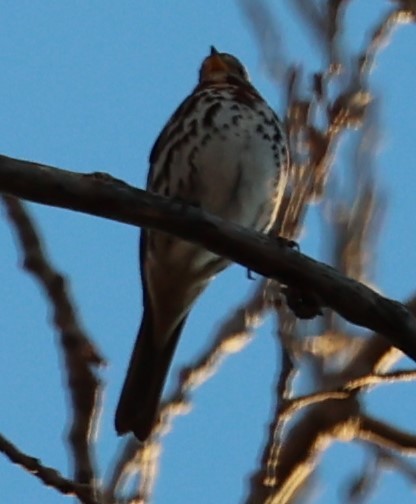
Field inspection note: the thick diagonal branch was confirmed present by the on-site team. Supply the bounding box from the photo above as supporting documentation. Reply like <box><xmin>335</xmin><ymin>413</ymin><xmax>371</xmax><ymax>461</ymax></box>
<box><xmin>1</xmin><ymin>153</ymin><xmax>416</xmax><ymax>361</ymax></box>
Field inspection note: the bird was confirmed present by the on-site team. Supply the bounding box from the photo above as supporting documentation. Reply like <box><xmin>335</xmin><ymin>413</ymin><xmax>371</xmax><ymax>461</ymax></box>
<box><xmin>115</xmin><ymin>46</ymin><xmax>289</xmax><ymax>441</ymax></box>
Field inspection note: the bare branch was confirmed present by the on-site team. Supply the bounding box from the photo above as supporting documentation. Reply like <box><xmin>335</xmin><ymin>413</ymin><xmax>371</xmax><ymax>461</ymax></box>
<box><xmin>345</xmin><ymin>370</ymin><xmax>416</xmax><ymax>389</ymax></box>
<box><xmin>0</xmin><ymin>434</ymin><xmax>100</xmax><ymax>504</ymax></box>
<box><xmin>1</xmin><ymin>195</ymin><xmax>103</xmax><ymax>492</ymax></box>
<box><xmin>359</xmin><ymin>416</ymin><xmax>416</xmax><ymax>453</ymax></box>
<box><xmin>1</xmin><ymin>155</ymin><xmax>415</xmax><ymax>363</ymax></box>
<box><xmin>247</xmin><ymin>397</ymin><xmax>362</xmax><ymax>504</ymax></box>
<box><xmin>239</xmin><ymin>0</ymin><xmax>289</xmax><ymax>82</ymax></box>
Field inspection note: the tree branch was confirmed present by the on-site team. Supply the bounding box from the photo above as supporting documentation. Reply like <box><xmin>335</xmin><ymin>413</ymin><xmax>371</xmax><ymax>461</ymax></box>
<box><xmin>1</xmin><ymin>153</ymin><xmax>416</xmax><ymax>362</ymax></box>
<box><xmin>1</xmin><ymin>195</ymin><xmax>103</xmax><ymax>490</ymax></box>
<box><xmin>0</xmin><ymin>434</ymin><xmax>100</xmax><ymax>504</ymax></box>
<box><xmin>359</xmin><ymin>415</ymin><xmax>416</xmax><ymax>453</ymax></box>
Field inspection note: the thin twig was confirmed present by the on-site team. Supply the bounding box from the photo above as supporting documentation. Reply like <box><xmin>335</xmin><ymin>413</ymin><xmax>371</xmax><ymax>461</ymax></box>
<box><xmin>0</xmin><ymin>434</ymin><xmax>100</xmax><ymax>504</ymax></box>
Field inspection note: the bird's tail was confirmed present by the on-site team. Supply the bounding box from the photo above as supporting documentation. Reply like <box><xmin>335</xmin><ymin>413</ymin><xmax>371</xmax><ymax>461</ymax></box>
<box><xmin>115</xmin><ymin>309</ymin><xmax>186</xmax><ymax>441</ymax></box>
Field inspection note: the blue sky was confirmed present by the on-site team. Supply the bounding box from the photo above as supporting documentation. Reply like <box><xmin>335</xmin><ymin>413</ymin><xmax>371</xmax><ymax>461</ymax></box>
<box><xmin>1</xmin><ymin>2</ymin><xmax>416</xmax><ymax>503</ymax></box>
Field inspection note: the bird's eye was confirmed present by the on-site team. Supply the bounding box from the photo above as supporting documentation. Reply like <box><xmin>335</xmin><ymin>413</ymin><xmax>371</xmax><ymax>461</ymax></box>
<box><xmin>237</xmin><ymin>65</ymin><xmax>246</xmax><ymax>77</ymax></box>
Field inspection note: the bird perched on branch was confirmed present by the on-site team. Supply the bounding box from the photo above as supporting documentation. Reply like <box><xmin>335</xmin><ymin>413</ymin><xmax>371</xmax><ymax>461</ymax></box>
<box><xmin>115</xmin><ymin>46</ymin><xmax>289</xmax><ymax>441</ymax></box>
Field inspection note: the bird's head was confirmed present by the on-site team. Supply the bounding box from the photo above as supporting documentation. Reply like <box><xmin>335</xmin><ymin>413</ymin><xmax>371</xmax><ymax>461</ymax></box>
<box><xmin>199</xmin><ymin>46</ymin><xmax>250</xmax><ymax>84</ymax></box>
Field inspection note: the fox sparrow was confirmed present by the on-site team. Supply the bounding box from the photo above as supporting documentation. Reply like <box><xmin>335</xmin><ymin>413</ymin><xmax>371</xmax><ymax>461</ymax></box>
<box><xmin>115</xmin><ymin>47</ymin><xmax>289</xmax><ymax>440</ymax></box>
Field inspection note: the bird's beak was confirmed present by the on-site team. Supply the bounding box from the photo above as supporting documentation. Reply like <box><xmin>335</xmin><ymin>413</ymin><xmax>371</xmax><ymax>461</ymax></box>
<box><xmin>204</xmin><ymin>46</ymin><xmax>228</xmax><ymax>74</ymax></box>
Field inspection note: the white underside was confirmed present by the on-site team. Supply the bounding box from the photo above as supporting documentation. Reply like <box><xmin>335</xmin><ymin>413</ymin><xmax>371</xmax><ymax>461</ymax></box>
<box><xmin>150</xmin><ymin>88</ymin><xmax>288</xmax><ymax>270</ymax></box>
